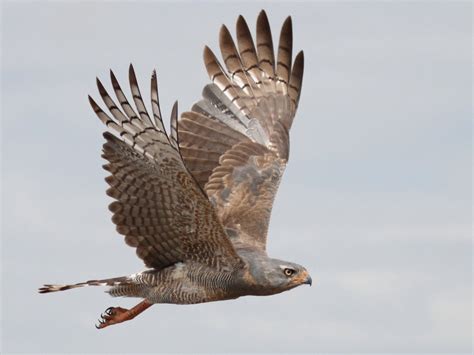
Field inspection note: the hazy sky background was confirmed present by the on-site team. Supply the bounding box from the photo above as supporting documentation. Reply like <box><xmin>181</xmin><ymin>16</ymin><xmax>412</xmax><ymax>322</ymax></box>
<box><xmin>1</xmin><ymin>1</ymin><xmax>471</xmax><ymax>353</ymax></box>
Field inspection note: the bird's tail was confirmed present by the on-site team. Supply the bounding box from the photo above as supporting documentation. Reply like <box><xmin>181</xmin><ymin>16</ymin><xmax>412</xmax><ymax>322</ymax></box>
<box><xmin>38</xmin><ymin>276</ymin><xmax>130</xmax><ymax>294</ymax></box>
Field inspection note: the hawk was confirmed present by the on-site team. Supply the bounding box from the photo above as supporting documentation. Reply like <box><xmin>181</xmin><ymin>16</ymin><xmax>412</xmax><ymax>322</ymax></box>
<box><xmin>39</xmin><ymin>10</ymin><xmax>311</xmax><ymax>329</ymax></box>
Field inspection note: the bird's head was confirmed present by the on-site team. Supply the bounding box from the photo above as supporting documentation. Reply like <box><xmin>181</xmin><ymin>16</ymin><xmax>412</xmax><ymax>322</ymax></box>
<box><xmin>244</xmin><ymin>255</ymin><xmax>312</xmax><ymax>295</ymax></box>
<box><xmin>267</xmin><ymin>259</ymin><xmax>312</xmax><ymax>290</ymax></box>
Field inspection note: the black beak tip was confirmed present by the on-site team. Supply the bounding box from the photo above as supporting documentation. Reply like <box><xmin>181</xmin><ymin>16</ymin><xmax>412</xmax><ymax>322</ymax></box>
<box><xmin>305</xmin><ymin>275</ymin><xmax>312</xmax><ymax>286</ymax></box>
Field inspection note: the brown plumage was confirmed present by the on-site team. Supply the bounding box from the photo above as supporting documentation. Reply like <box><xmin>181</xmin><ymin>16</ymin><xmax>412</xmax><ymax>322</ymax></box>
<box><xmin>39</xmin><ymin>10</ymin><xmax>311</xmax><ymax>330</ymax></box>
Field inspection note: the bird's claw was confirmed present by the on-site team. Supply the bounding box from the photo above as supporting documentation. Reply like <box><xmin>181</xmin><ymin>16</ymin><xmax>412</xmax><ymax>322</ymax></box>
<box><xmin>95</xmin><ymin>318</ymin><xmax>106</xmax><ymax>329</ymax></box>
<box><xmin>95</xmin><ymin>306</ymin><xmax>129</xmax><ymax>330</ymax></box>
<box><xmin>95</xmin><ymin>311</ymin><xmax>111</xmax><ymax>329</ymax></box>
<box><xmin>105</xmin><ymin>307</ymin><xmax>114</xmax><ymax>316</ymax></box>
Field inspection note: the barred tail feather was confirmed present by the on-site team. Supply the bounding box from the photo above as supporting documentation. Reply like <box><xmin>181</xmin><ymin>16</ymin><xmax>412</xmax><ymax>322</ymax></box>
<box><xmin>38</xmin><ymin>276</ymin><xmax>130</xmax><ymax>294</ymax></box>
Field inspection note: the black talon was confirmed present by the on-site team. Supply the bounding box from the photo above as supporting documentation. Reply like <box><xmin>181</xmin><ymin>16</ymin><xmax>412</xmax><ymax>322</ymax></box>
<box><xmin>105</xmin><ymin>307</ymin><xmax>114</xmax><ymax>315</ymax></box>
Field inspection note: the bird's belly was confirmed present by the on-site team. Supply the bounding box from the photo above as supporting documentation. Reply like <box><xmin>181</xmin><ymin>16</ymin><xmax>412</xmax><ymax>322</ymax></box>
<box><xmin>145</xmin><ymin>280</ymin><xmax>238</xmax><ymax>305</ymax></box>
<box><xmin>142</xmin><ymin>263</ymin><xmax>240</xmax><ymax>305</ymax></box>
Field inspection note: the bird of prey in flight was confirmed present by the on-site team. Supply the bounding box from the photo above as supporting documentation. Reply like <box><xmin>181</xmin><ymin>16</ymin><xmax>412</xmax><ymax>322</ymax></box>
<box><xmin>39</xmin><ymin>10</ymin><xmax>311</xmax><ymax>329</ymax></box>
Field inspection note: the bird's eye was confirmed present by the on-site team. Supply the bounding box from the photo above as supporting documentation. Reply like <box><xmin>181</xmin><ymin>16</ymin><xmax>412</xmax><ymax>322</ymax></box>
<box><xmin>283</xmin><ymin>268</ymin><xmax>295</xmax><ymax>277</ymax></box>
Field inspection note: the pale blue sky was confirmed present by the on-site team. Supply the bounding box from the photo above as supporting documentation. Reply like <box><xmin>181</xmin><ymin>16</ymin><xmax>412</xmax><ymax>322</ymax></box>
<box><xmin>1</xmin><ymin>1</ymin><xmax>472</xmax><ymax>353</ymax></box>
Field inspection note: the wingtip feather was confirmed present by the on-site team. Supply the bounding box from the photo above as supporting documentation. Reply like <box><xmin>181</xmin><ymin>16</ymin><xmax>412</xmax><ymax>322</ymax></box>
<box><xmin>129</xmin><ymin>63</ymin><xmax>137</xmax><ymax>84</ymax></box>
<box><xmin>294</xmin><ymin>50</ymin><xmax>304</xmax><ymax>67</ymax></box>
<box><xmin>110</xmin><ymin>71</ymin><xmax>123</xmax><ymax>94</ymax></box>
<box><xmin>96</xmin><ymin>77</ymin><xmax>107</xmax><ymax>95</ymax></box>
<box><xmin>219</xmin><ymin>25</ymin><xmax>234</xmax><ymax>50</ymax></box>
<box><xmin>88</xmin><ymin>95</ymin><xmax>100</xmax><ymax>112</ymax></box>
<box><xmin>258</xmin><ymin>9</ymin><xmax>268</xmax><ymax>19</ymax></box>
<box><xmin>171</xmin><ymin>101</ymin><xmax>178</xmax><ymax>126</ymax></box>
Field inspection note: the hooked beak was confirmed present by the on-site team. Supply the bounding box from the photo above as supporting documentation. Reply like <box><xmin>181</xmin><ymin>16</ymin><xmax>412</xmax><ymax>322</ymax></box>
<box><xmin>304</xmin><ymin>275</ymin><xmax>312</xmax><ymax>286</ymax></box>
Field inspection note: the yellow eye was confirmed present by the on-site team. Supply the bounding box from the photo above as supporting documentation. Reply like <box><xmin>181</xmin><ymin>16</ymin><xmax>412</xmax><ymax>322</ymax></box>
<box><xmin>284</xmin><ymin>268</ymin><xmax>295</xmax><ymax>277</ymax></box>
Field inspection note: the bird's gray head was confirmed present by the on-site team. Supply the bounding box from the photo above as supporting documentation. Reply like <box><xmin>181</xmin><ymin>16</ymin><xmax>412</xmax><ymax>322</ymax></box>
<box><xmin>244</xmin><ymin>255</ymin><xmax>312</xmax><ymax>295</ymax></box>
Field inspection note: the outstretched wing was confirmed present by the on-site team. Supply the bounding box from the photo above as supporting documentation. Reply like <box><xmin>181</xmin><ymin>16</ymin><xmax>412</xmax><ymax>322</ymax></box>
<box><xmin>178</xmin><ymin>11</ymin><xmax>304</xmax><ymax>251</ymax></box>
<box><xmin>88</xmin><ymin>65</ymin><xmax>243</xmax><ymax>272</ymax></box>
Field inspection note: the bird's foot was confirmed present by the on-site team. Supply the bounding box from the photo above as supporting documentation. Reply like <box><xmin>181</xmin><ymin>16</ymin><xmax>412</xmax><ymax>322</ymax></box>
<box><xmin>95</xmin><ymin>306</ymin><xmax>131</xmax><ymax>329</ymax></box>
<box><xmin>95</xmin><ymin>300</ymin><xmax>152</xmax><ymax>329</ymax></box>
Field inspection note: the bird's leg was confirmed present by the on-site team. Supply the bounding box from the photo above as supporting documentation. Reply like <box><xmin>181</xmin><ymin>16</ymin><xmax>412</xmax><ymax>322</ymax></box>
<box><xmin>96</xmin><ymin>300</ymin><xmax>152</xmax><ymax>329</ymax></box>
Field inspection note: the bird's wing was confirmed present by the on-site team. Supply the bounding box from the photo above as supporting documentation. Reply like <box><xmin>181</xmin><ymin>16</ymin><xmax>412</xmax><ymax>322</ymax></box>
<box><xmin>178</xmin><ymin>11</ymin><xmax>304</xmax><ymax>251</ymax></box>
<box><xmin>88</xmin><ymin>65</ymin><xmax>243</xmax><ymax>271</ymax></box>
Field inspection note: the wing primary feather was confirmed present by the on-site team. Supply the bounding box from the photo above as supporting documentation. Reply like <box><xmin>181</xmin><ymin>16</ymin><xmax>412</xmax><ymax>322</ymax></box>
<box><xmin>169</xmin><ymin>100</ymin><xmax>179</xmax><ymax>150</ymax></box>
<box><xmin>289</xmin><ymin>50</ymin><xmax>304</xmax><ymax>111</ymax></box>
<box><xmin>109</xmin><ymin>69</ymin><xmax>145</xmax><ymax>128</ymax></box>
<box><xmin>109</xmin><ymin>70</ymin><xmax>135</xmax><ymax>114</ymax></box>
<box><xmin>96</xmin><ymin>77</ymin><xmax>145</xmax><ymax>135</ymax></box>
<box><xmin>256</xmin><ymin>10</ymin><xmax>276</xmax><ymax>92</ymax></box>
<box><xmin>236</xmin><ymin>14</ymin><xmax>264</xmax><ymax>92</ymax></box>
<box><xmin>276</xmin><ymin>16</ymin><xmax>293</xmax><ymax>94</ymax></box>
<box><xmin>88</xmin><ymin>95</ymin><xmax>138</xmax><ymax>149</ymax></box>
<box><xmin>128</xmin><ymin>64</ymin><xmax>155</xmax><ymax>127</ymax></box>
<box><xmin>219</xmin><ymin>24</ymin><xmax>257</xmax><ymax>99</ymax></box>
<box><xmin>203</xmin><ymin>48</ymin><xmax>252</xmax><ymax>125</ymax></box>
<box><xmin>150</xmin><ymin>69</ymin><xmax>166</xmax><ymax>131</ymax></box>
